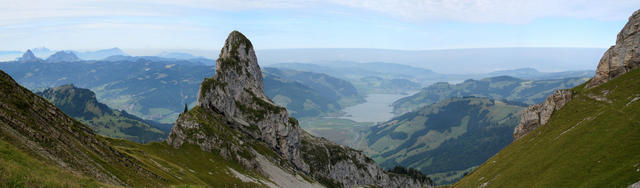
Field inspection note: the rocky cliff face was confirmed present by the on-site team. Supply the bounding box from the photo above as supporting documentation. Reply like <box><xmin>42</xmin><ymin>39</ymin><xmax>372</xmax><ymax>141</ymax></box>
<box><xmin>185</xmin><ymin>31</ymin><xmax>305</xmax><ymax>170</ymax></box>
<box><xmin>513</xmin><ymin>90</ymin><xmax>573</xmax><ymax>139</ymax></box>
<box><xmin>167</xmin><ymin>31</ymin><xmax>432</xmax><ymax>188</ymax></box>
<box><xmin>301</xmin><ymin>132</ymin><xmax>433</xmax><ymax>187</ymax></box>
<box><xmin>588</xmin><ymin>10</ymin><xmax>640</xmax><ymax>88</ymax></box>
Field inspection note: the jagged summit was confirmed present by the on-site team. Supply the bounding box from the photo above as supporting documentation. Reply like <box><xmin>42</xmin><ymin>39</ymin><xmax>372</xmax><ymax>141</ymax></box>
<box><xmin>202</xmin><ymin>30</ymin><xmax>268</xmax><ymax>103</ymax></box>
<box><xmin>46</xmin><ymin>51</ymin><xmax>80</xmax><ymax>63</ymax></box>
<box><xmin>18</xmin><ymin>49</ymin><xmax>40</xmax><ymax>62</ymax></box>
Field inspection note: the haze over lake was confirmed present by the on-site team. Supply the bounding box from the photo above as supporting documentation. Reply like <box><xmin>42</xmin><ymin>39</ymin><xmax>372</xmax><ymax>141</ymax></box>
<box><xmin>339</xmin><ymin>93</ymin><xmax>414</xmax><ymax>123</ymax></box>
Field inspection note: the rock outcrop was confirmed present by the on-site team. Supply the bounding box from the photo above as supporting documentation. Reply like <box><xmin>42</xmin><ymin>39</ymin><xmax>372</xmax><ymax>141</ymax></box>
<box><xmin>513</xmin><ymin>89</ymin><xmax>573</xmax><ymax>140</ymax></box>
<box><xmin>167</xmin><ymin>31</ymin><xmax>433</xmax><ymax>188</ymax></box>
<box><xmin>168</xmin><ymin>31</ymin><xmax>306</xmax><ymax>170</ymax></box>
<box><xmin>587</xmin><ymin>10</ymin><xmax>640</xmax><ymax>88</ymax></box>
<box><xmin>301</xmin><ymin>132</ymin><xmax>433</xmax><ymax>187</ymax></box>
<box><xmin>515</xmin><ymin>9</ymin><xmax>640</xmax><ymax>140</ymax></box>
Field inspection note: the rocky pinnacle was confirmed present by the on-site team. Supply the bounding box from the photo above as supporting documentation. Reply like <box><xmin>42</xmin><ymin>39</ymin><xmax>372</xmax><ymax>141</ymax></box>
<box><xmin>195</xmin><ymin>31</ymin><xmax>307</xmax><ymax>170</ymax></box>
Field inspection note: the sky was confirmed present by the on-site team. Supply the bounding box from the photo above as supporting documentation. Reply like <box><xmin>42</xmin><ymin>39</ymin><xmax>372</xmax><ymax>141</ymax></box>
<box><xmin>1</xmin><ymin>0</ymin><xmax>639</xmax><ymax>56</ymax></box>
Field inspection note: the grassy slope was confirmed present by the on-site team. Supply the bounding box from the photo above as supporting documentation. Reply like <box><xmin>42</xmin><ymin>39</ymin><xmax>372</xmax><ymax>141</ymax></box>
<box><xmin>455</xmin><ymin>68</ymin><xmax>640</xmax><ymax>187</ymax></box>
<box><xmin>1</xmin><ymin>126</ymin><xmax>266</xmax><ymax>188</ymax></box>
<box><xmin>0</xmin><ymin>139</ymin><xmax>111</xmax><ymax>187</ymax></box>
<box><xmin>1</xmin><ymin>134</ymin><xmax>268</xmax><ymax>187</ymax></box>
<box><xmin>104</xmin><ymin>138</ymin><xmax>265</xmax><ymax>187</ymax></box>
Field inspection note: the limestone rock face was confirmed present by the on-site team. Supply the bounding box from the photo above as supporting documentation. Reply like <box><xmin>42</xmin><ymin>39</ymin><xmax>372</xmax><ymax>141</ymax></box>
<box><xmin>171</xmin><ymin>31</ymin><xmax>306</xmax><ymax>170</ymax></box>
<box><xmin>513</xmin><ymin>90</ymin><xmax>573</xmax><ymax>140</ymax></box>
<box><xmin>588</xmin><ymin>10</ymin><xmax>640</xmax><ymax>88</ymax></box>
<box><xmin>300</xmin><ymin>132</ymin><xmax>433</xmax><ymax>188</ymax></box>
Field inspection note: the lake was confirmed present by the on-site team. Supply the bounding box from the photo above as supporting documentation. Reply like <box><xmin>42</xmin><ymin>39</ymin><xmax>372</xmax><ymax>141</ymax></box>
<box><xmin>339</xmin><ymin>93</ymin><xmax>413</xmax><ymax>123</ymax></box>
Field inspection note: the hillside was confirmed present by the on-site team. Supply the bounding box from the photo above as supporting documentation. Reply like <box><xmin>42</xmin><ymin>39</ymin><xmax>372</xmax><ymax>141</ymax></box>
<box><xmin>357</xmin><ymin>97</ymin><xmax>524</xmax><ymax>185</ymax></box>
<box><xmin>392</xmin><ymin>76</ymin><xmax>589</xmax><ymax>114</ymax></box>
<box><xmin>455</xmin><ymin>67</ymin><xmax>640</xmax><ymax>188</ymax></box>
<box><xmin>37</xmin><ymin>84</ymin><xmax>169</xmax><ymax>143</ymax></box>
<box><xmin>455</xmin><ymin>9</ymin><xmax>640</xmax><ymax>187</ymax></box>
<box><xmin>0</xmin><ymin>69</ymin><xmax>165</xmax><ymax>186</ymax></box>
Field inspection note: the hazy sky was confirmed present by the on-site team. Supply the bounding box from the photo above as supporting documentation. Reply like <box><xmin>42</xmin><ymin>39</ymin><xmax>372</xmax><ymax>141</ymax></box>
<box><xmin>1</xmin><ymin>0</ymin><xmax>639</xmax><ymax>54</ymax></box>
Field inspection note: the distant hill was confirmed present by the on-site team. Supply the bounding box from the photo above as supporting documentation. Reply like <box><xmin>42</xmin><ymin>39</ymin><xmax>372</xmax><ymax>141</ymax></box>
<box><xmin>72</xmin><ymin>48</ymin><xmax>128</xmax><ymax>60</ymax></box>
<box><xmin>269</xmin><ymin>62</ymin><xmax>433</xmax><ymax>94</ymax></box>
<box><xmin>357</xmin><ymin>97</ymin><xmax>524</xmax><ymax>185</ymax></box>
<box><xmin>392</xmin><ymin>76</ymin><xmax>589</xmax><ymax>114</ymax></box>
<box><xmin>486</xmin><ymin>68</ymin><xmax>593</xmax><ymax>80</ymax></box>
<box><xmin>37</xmin><ymin>84</ymin><xmax>170</xmax><ymax>143</ymax></box>
<box><xmin>46</xmin><ymin>51</ymin><xmax>80</xmax><ymax>63</ymax></box>
<box><xmin>157</xmin><ymin>51</ymin><xmax>199</xmax><ymax>59</ymax></box>
<box><xmin>263</xmin><ymin>68</ymin><xmax>364</xmax><ymax>117</ymax></box>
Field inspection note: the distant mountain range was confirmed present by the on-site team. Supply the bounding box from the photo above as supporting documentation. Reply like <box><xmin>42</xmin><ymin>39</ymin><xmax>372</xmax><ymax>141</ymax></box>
<box><xmin>258</xmin><ymin>47</ymin><xmax>605</xmax><ymax>74</ymax></box>
<box><xmin>269</xmin><ymin>62</ymin><xmax>593</xmax><ymax>95</ymax></box>
<box><xmin>0</xmin><ymin>53</ymin><xmax>363</xmax><ymax>123</ymax></box>
<box><xmin>392</xmin><ymin>76</ymin><xmax>590</xmax><ymax>114</ymax></box>
<box><xmin>0</xmin><ymin>48</ymin><xmax>216</xmax><ymax>65</ymax></box>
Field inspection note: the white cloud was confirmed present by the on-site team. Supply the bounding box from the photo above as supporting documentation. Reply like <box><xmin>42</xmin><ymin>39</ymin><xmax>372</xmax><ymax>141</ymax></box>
<box><xmin>1</xmin><ymin>0</ymin><xmax>638</xmax><ymax>25</ymax></box>
<box><xmin>331</xmin><ymin>0</ymin><xmax>640</xmax><ymax>23</ymax></box>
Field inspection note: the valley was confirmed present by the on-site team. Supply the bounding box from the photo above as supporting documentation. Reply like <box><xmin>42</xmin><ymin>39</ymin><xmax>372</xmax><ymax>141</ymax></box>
<box><xmin>0</xmin><ymin>47</ymin><xmax>596</xmax><ymax>186</ymax></box>
<box><xmin>2</xmin><ymin>3</ymin><xmax>640</xmax><ymax>187</ymax></box>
